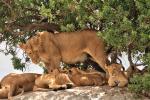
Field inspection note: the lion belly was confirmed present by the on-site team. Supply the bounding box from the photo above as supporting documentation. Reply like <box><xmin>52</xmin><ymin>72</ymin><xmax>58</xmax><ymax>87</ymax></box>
<box><xmin>62</xmin><ymin>52</ymin><xmax>88</xmax><ymax>64</ymax></box>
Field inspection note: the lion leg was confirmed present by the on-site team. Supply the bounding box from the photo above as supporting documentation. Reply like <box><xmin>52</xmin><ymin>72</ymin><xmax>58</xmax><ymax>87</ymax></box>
<box><xmin>48</xmin><ymin>84</ymin><xmax>67</xmax><ymax>90</ymax></box>
<box><xmin>85</xmin><ymin>46</ymin><xmax>108</xmax><ymax>73</ymax></box>
<box><xmin>66</xmin><ymin>83</ymin><xmax>74</xmax><ymax>89</ymax></box>
<box><xmin>51</xmin><ymin>60</ymin><xmax>61</xmax><ymax>73</ymax></box>
<box><xmin>44</xmin><ymin>63</ymin><xmax>52</xmax><ymax>73</ymax></box>
<box><xmin>33</xmin><ymin>85</ymin><xmax>38</xmax><ymax>91</ymax></box>
<box><xmin>45</xmin><ymin>61</ymin><xmax>60</xmax><ymax>74</ymax></box>
<box><xmin>44</xmin><ymin>62</ymin><xmax>56</xmax><ymax>73</ymax></box>
<box><xmin>61</xmin><ymin>74</ymin><xmax>75</xmax><ymax>88</ymax></box>
<box><xmin>15</xmin><ymin>88</ymin><xmax>24</xmax><ymax>96</ymax></box>
<box><xmin>45</xmin><ymin>57</ymin><xmax>61</xmax><ymax>74</ymax></box>
<box><xmin>0</xmin><ymin>88</ymin><xmax>8</xmax><ymax>99</ymax></box>
<box><xmin>33</xmin><ymin>85</ymin><xmax>53</xmax><ymax>92</ymax></box>
<box><xmin>8</xmin><ymin>85</ymin><xmax>16</xmax><ymax>100</ymax></box>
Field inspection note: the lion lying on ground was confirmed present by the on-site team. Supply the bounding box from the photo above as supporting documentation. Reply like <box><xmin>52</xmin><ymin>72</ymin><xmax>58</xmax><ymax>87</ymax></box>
<box><xmin>19</xmin><ymin>30</ymin><xmax>128</xmax><ymax>87</ymax></box>
<box><xmin>68</xmin><ymin>67</ymin><xmax>106</xmax><ymax>86</ymax></box>
<box><xmin>0</xmin><ymin>73</ymin><xmax>40</xmax><ymax>99</ymax></box>
<box><xmin>33</xmin><ymin>70</ymin><xmax>74</xmax><ymax>91</ymax></box>
<box><xmin>34</xmin><ymin>68</ymin><xmax>106</xmax><ymax>90</ymax></box>
<box><xmin>105</xmin><ymin>64</ymin><xmax>128</xmax><ymax>87</ymax></box>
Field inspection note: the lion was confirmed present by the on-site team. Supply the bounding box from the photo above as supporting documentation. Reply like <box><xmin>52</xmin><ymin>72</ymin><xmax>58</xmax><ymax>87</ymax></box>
<box><xmin>105</xmin><ymin>64</ymin><xmax>128</xmax><ymax>87</ymax></box>
<box><xmin>33</xmin><ymin>70</ymin><xmax>74</xmax><ymax>91</ymax></box>
<box><xmin>19</xmin><ymin>30</ymin><xmax>128</xmax><ymax>87</ymax></box>
<box><xmin>19</xmin><ymin>30</ymin><xmax>109</xmax><ymax>73</ymax></box>
<box><xmin>0</xmin><ymin>73</ymin><xmax>40</xmax><ymax>99</ymax></box>
<box><xmin>19</xmin><ymin>35</ymin><xmax>41</xmax><ymax>64</ymax></box>
<box><xmin>68</xmin><ymin>67</ymin><xmax>106</xmax><ymax>86</ymax></box>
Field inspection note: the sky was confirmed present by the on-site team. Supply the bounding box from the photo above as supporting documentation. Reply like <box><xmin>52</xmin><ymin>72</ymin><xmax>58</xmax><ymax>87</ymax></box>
<box><xmin>0</xmin><ymin>52</ymin><xmax>43</xmax><ymax>80</ymax></box>
<box><xmin>0</xmin><ymin>42</ymin><xmax>43</xmax><ymax>80</ymax></box>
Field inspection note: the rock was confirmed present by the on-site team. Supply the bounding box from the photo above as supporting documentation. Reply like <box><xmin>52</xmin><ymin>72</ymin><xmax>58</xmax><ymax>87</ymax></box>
<box><xmin>13</xmin><ymin>86</ymin><xmax>149</xmax><ymax>100</ymax></box>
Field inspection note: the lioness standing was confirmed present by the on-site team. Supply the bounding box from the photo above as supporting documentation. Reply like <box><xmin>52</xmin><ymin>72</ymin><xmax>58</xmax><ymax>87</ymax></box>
<box><xmin>20</xmin><ymin>30</ymin><xmax>109</xmax><ymax>73</ymax></box>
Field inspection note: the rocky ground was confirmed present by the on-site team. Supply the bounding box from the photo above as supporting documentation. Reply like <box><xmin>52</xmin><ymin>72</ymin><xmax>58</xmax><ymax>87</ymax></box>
<box><xmin>1</xmin><ymin>86</ymin><xmax>149</xmax><ymax>100</ymax></box>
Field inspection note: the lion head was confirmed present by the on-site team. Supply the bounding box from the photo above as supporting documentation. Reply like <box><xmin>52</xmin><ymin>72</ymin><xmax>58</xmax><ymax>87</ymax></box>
<box><xmin>19</xmin><ymin>36</ymin><xmax>40</xmax><ymax>64</ymax></box>
<box><xmin>106</xmin><ymin>64</ymin><xmax>128</xmax><ymax>87</ymax></box>
<box><xmin>68</xmin><ymin>67</ymin><xmax>79</xmax><ymax>75</ymax></box>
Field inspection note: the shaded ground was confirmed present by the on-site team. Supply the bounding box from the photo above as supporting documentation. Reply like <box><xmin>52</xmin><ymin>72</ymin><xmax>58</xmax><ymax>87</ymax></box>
<box><xmin>6</xmin><ymin>86</ymin><xmax>148</xmax><ymax>100</ymax></box>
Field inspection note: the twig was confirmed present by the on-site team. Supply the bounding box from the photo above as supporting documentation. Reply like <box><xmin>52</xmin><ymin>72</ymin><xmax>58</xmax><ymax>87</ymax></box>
<box><xmin>135</xmin><ymin>63</ymin><xmax>145</xmax><ymax>66</ymax></box>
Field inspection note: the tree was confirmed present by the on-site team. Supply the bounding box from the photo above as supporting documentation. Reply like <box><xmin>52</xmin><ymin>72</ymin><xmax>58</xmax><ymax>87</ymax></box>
<box><xmin>0</xmin><ymin>0</ymin><xmax>150</xmax><ymax>96</ymax></box>
<box><xmin>0</xmin><ymin>0</ymin><xmax>59</xmax><ymax>70</ymax></box>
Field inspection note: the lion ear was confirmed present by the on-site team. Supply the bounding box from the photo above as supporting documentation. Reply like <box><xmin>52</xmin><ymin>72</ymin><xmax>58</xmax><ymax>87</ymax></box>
<box><xmin>19</xmin><ymin>43</ymin><xmax>26</xmax><ymax>50</ymax></box>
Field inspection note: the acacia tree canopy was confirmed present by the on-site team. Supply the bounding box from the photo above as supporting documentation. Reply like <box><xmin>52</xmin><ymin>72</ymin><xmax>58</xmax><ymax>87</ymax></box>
<box><xmin>0</xmin><ymin>0</ymin><xmax>149</xmax><ymax>72</ymax></box>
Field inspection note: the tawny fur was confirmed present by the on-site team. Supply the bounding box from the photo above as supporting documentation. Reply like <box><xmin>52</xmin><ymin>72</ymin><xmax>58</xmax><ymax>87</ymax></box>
<box><xmin>68</xmin><ymin>68</ymin><xmax>106</xmax><ymax>86</ymax></box>
<box><xmin>34</xmin><ymin>71</ymin><xmax>74</xmax><ymax>91</ymax></box>
<box><xmin>19</xmin><ymin>30</ymin><xmax>109</xmax><ymax>73</ymax></box>
<box><xmin>106</xmin><ymin>64</ymin><xmax>128</xmax><ymax>87</ymax></box>
<box><xmin>19</xmin><ymin>30</ymin><xmax>128</xmax><ymax>86</ymax></box>
<box><xmin>19</xmin><ymin>35</ymin><xmax>40</xmax><ymax>64</ymax></box>
<box><xmin>0</xmin><ymin>73</ymin><xmax>40</xmax><ymax>99</ymax></box>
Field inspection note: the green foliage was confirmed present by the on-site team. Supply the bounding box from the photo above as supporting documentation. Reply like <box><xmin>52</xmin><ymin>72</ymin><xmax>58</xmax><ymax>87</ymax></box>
<box><xmin>142</xmin><ymin>53</ymin><xmax>150</xmax><ymax>72</ymax></box>
<box><xmin>129</xmin><ymin>73</ymin><xmax>150</xmax><ymax>94</ymax></box>
<box><xmin>11</xmin><ymin>56</ymin><xmax>25</xmax><ymax>71</ymax></box>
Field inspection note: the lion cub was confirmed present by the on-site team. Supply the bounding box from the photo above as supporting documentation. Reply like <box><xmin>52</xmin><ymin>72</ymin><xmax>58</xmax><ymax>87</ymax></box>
<box><xmin>106</xmin><ymin>64</ymin><xmax>128</xmax><ymax>87</ymax></box>
<box><xmin>34</xmin><ymin>70</ymin><xmax>74</xmax><ymax>91</ymax></box>
<box><xmin>68</xmin><ymin>68</ymin><xmax>106</xmax><ymax>86</ymax></box>
<box><xmin>0</xmin><ymin>73</ymin><xmax>40</xmax><ymax>99</ymax></box>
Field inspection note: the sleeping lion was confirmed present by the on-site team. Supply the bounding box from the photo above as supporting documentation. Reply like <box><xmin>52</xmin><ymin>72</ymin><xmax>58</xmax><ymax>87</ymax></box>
<box><xmin>0</xmin><ymin>73</ymin><xmax>40</xmax><ymax>99</ymax></box>
<box><xmin>68</xmin><ymin>67</ymin><xmax>106</xmax><ymax>86</ymax></box>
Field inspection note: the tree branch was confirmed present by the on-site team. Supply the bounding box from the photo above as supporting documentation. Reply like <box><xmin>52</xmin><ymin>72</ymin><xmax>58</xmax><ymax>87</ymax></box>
<box><xmin>117</xmin><ymin>57</ymin><xmax>122</xmax><ymax>65</ymax></box>
<box><xmin>24</xmin><ymin>7</ymin><xmax>39</xmax><ymax>14</ymax></box>
<box><xmin>135</xmin><ymin>63</ymin><xmax>145</xmax><ymax>66</ymax></box>
<box><xmin>110</xmin><ymin>51</ymin><xmax>118</xmax><ymax>64</ymax></box>
<box><xmin>1</xmin><ymin>0</ymin><xmax>12</xmax><ymax>9</ymax></box>
<box><xmin>4</xmin><ymin>21</ymin><xmax>60</xmax><ymax>34</ymax></box>
<box><xmin>125</xmin><ymin>42</ymin><xmax>135</xmax><ymax>79</ymax></box>
<box><xmin>18</xmin><ymin>22</ymin><xmax>60</xmax><ymax>33</ymax></box>
<box><xmin>127</xmin><ymin>43</ymin><xmax>134</xmax><ymax>66</ymax></box>
<box><xmin>1</xmin><ymin>0</ymin><xmax>16</xmax><ymax>21</ymax></box>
